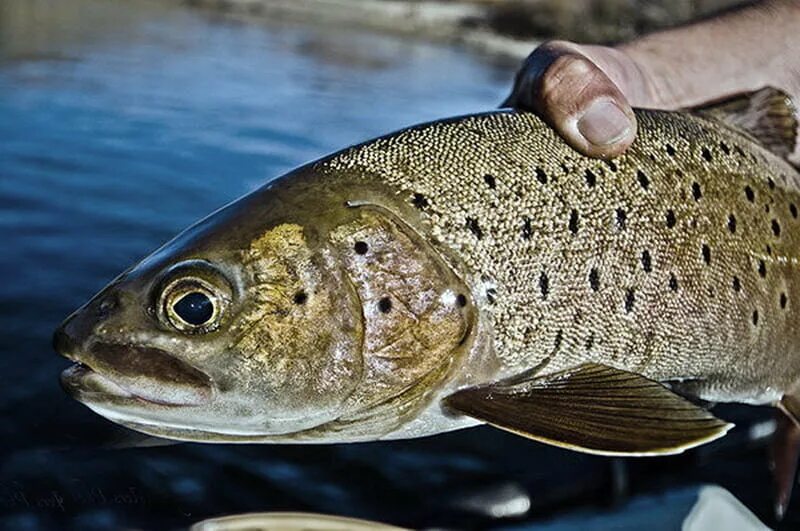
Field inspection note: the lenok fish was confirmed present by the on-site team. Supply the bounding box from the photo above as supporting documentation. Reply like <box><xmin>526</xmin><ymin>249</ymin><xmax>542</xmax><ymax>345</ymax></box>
<box><xmin>54</xmin><ymin>88</ymin><xmax>800</xmax><ymax>498</ymax></box>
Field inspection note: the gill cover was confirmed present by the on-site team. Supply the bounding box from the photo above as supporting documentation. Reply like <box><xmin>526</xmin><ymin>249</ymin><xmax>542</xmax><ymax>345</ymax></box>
<box><xmin>277</xmin><ymin>201</ymin><xmax>478</xmax><ymax>440</ymax></box>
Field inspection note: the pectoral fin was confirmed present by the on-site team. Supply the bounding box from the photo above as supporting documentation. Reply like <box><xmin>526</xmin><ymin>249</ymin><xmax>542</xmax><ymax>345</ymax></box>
<box><xmin>442</xmin><ymin>363</ymin><xmax>733</xmax><ymax>456</ymax></box>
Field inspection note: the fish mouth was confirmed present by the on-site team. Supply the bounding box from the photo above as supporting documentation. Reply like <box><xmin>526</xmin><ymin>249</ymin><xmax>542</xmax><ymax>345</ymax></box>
<box><xmin>57</xmin><ymin>336</ymin><xmax>214</xmax><ymax>407</ymax></box>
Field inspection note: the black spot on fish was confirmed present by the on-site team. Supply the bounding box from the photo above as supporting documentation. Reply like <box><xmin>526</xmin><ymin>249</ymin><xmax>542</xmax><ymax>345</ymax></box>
<box><xmin>765</xmin><ymin>204</ymin><xmax>771</xmax><ymax>214</ymax></box>
<box><xmin>466</xmin><ymin>217</ymin><xmax>483</xmax><ymax>239</ymax></box>
<box><xmin>615</xmin><ymin>208</ymin><xmax>627</xmax><ymax>230</ymax></box>
<box><xmin>293</xmin><ymin>291</ymin><xmax>308</xmax><ymax>305</ymax></box>
<box><xmin>791</xmin><ymin>203</ymin><xmax>798</xmax><ymax>219</ymax></box>
<box><xmin>766</xmin><ymin>245</ymin><xmax>772</xmax><ymax>255</ymax></box>
<box><xmin>758</xmin><ymin>260</ymin><xmax>767</xmax><ymax>278</ymax></box>
<box><xmin>585</xmin><ymin>333</ymin><xmax>595</xmax><ymax>350</ymax></box>
<box><xmin>666</xmin><ymin>144</ymin><xmax>676</xmax><ymax>156</ymax></box>
<box><xmin>554</xmin><ymin>330</ymin><xmax>563</xmax><ymax>350</ymax></box>
<box><xmin>733</xmin><ymin>276</ymin><xmax>741</xmax><ymax>292</ymax></box>
<box><xmin>486</xmin><ymin>288</ymin><xmax>497</xmax><ymax>305</ymax></box>
<box><xmin>584</xmin><ymin>169</ymin><xmax>597</xmax><ymax>188</ymax></box>
<box><xmin>624</xmin><ymin>289</ymin><xmax>635</xmax><ymax>313</ymax></box>
<box><xmin>378</xmin><ymin>297</ymin><xmax>392</xmax><ymax>313</ymax></box>
<box><xmin>354</xmin><ymin>241</ymin><xmax>369</xmax><ymax>255</ymax></box>
<box><xmin>781</xmin><ymin>293</ymin><xmax>788</xmax><ymax>309</ymax></box>
<box><xmin>539</xmin><ymin>271</ymin><xmax>549</xmax><ymax>300</ymax></box>
<box><xmin>589</xmin><ymin>268</ymin><xmax>600</xmax><ymax>291</ymax></box>
<box><xmin>568</xmin><ymin>209</ymin><xmax>579</xmax><ymax>235</ymax></box>
<box><xmin>772</xmin><ymin>219</ymin><xmax>781</xmax><ymax>237</ymax></box>
<box><xmin>665</xmin><ymin>209</ymin><xmax>676</xmax><ymax>228</ymax></box>
<box><xmin>641</xmin><ymin>250</ymin><xmax>652</xmax><ymax>272</ymax></box>
<box><xmin>752</xmin><ymin>310</ymin><xmax>759</xmax><ymax>326</ymax></box>
<box><xmin>720</xmin><ymin>141</ymin><xmax>730</xmax><ymax>155</ymax></box>
<box><xmin>411</xmin><ymin>193</ymin><xmax>429</xmax><ymax>209</ymax></box>
<box><xmin>522</xmin><ymin>217</ymin><xmax>533</xmax><ymax>240</ymax></box>
<box><xmin>702</xmin><ymin>244</ymin><xmax>711</xmax><ymax>265</ymax></box>
<box><xmin>745</xmin><ymin>186</ymin><xmax>755</xmax><ymax>202</ymax></box>
<box><xmin>483</xmin><ymin>174</ymin><xmax>496</xmax><ymax>189</ymax></box>
<box><xmin>669</xmin><ymin>274</ymin><xmax>679</xmax><ymax>292</ymax></box>
<box><xmin>637</xmin><ymin>169</ymin><xmax>649</xmax><ymax>190</ymax></box>
<box><xmin>561</xmin><ymin>162</ymin><xmax>570</xmax><ymax>174</ymax></box>
<box><xmin>768</xmin><ymin>178</ymin><xmax>776</xmax><ymax>190</ymax></box>
<box><xmin>535</xmin><ymin>167</ymin><xmax>548</xmax><ymax>184</ymax></box>
<box><xmin>727</xmin><ymin>214</ymin><xmax>737</xmax><ymax>234</ymax></box>
<box><xmin>735</xmin><ymin>145</ymin><xmax>746</xmax><ymax>157</ymax></box>
<box><xmin>456</xmin><ymin>294</ymin><xmax>468</xmax><ymax>307</ymax></box>
<box><xmin>692</xmin><ymin>182</ymin><xmax>702</xmax><ymax>201</ymax></box>
<box><xmin>701</xmin><ymin>147</ymin><xmax>713</xmax><ymax>162</ymax></box>
<box><xmin>605</xmin><ymin>160</ymin><xmax>618</xmax><ymax>172</ymax></box>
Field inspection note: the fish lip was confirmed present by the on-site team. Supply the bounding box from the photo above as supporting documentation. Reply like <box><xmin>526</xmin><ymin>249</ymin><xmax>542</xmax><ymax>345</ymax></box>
<box><xmin>60</xmin><ymin>361</ymin><xmax>134</xmax><ymax>401</ymax></box>
<box><xmin>58</xmin><ymin>344</ymin><xmax>214</xmax><ymax>408</ymax></box>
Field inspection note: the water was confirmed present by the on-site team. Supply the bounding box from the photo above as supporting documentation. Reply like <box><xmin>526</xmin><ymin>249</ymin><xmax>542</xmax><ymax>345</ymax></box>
<box><xmin>0</xmin><ymin>1</ymin><xmax>792</xmax><ymax>529</ymax></box>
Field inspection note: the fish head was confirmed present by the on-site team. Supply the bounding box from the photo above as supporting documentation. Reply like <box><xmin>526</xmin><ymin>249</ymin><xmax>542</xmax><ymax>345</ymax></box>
<box><xmin>54</xmin><ymin>173</ymin><xmax>479</xmax><ymax>442</ymax></box>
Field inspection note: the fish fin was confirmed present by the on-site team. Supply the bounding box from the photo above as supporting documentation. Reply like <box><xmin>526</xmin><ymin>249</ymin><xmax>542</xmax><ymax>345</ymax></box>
<box><xmin>694</xmin><ymin>87</ymin><xmax>797</xmax><ymax>158</ymax></box>
<box><xmin>779</xmin><ymin>391</ymin><xmax>800</xmax><ymax>428</ymax></box>
<box><xmin>769</xmin><ymin>407</ymin><xmax>800</xmax><ymax>520</ymax></box>
<box><xmin>441</xmin><ymin>362</ymin><xmax>733</xmax><ymax>456</ymax></box>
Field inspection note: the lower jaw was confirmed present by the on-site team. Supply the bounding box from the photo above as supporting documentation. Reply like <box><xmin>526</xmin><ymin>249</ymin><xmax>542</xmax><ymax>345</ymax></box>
<box><xmin>60</xmin><ymin>363</ymin><xmax>208</xmax><ymax>407</ymax></box>
<box><xmin>61</xmin><ymin>363</ymin><xmax>133</xmax><ymax>398</ymax></box>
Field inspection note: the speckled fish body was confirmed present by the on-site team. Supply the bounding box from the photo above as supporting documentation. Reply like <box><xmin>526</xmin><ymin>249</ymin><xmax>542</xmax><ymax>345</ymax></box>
<box><xmin>54</xmin><ymin>96</ymin><xmax>800</xmax><ymax>455</ymax></box>
<box><xmin>319</xmin><ymin>109</ymin><xmax>800</xmax><ymax>405</ymax></box>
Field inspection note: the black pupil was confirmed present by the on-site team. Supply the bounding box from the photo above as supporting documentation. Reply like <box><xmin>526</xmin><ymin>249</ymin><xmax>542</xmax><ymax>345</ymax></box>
<box><xmin>173</xmin><ymin>291</ymin><xmax>213</xmax><ymax>326</ymax></box>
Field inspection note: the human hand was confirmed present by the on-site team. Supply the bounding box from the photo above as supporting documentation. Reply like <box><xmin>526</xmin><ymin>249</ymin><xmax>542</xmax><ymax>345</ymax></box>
<box><xmin>502</xmin><ymin>40</ymin><xmax>665</xmax><ymax>159</ymax></box>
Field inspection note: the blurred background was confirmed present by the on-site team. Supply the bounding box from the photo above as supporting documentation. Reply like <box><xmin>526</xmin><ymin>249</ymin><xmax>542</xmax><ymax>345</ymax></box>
<box><xmin>0</xmin><ymin>0</ymin><xmax>790</xmax><ymax>529</ymax></box>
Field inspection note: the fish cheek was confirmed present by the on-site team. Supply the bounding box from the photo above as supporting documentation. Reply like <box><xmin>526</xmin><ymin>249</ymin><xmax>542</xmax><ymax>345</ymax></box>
<box><xmin>225</xmin><ymin>223</ymin><xmax>364</xmax><ymax>427</ymax></box>
<box><xmin>327</xmin><ymin>209</ymin><xmax>474</xmax><ymax>425</ymax></box>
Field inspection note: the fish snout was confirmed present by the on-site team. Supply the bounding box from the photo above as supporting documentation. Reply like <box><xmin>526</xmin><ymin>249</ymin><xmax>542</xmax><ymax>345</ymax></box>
<box><xmin>54</xmin><ymin>290</ymin><xmax>122</xmax><ymax>359</ymax></box>
<box><xmin>52</xmin><ymin>326</ymin><xmax>76</xmax><ymax>360</ymax></box>
<box><xmin>55</xmin><ymin>288</ymin><xmax>214</xmax><ymax>407</ymax></box>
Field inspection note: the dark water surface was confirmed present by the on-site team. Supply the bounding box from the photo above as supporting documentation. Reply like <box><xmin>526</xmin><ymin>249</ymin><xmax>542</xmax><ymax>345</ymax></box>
<box><xmin>0</xmin><ymin>1</ymin><xmax>793</xmax><ymax>529</ymax></box>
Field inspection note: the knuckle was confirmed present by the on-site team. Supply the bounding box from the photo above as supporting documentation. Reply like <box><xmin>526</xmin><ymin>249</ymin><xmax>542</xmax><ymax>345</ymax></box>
<box><xmin>538</xmin><ymin>55</ymin><xmax>595</xmax><ymax>109</ymax></box>
<box><xmin>540</xmin><ymin>55</ymin><xmax>622</xmax><ymax>116</ymax></box>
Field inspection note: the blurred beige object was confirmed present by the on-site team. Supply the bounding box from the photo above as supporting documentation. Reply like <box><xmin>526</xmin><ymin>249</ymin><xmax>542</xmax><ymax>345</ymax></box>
<box><xmin>190</xmin><ymin>512</ymin><xmax>409</xmax><ymax>531</ymax></box>
<box><xmin>683</xmin><ymin>486</ymin><xmax>771</xmax><ymax>531</ymax></box>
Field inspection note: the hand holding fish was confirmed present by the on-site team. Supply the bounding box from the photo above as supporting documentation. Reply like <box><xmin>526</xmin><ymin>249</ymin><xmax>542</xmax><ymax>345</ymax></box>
<box><xmin>504</xmin><ymin>0</ymin><xmax>800</xmax><ymax>161</ymax></box>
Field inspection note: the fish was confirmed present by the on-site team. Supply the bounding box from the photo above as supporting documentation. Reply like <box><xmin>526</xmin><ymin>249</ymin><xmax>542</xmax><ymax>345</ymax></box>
<box><xmin>54</xmin><ymin>87</ymin><xmax>800</xmax><ymax>508</ymax></box>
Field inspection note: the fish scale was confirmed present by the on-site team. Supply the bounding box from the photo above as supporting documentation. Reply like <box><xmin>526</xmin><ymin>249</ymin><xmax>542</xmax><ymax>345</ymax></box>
<box><xmin>320</xmin><ymin>109</ymin><xmax>800</xmax><ymax>403</ymax></box>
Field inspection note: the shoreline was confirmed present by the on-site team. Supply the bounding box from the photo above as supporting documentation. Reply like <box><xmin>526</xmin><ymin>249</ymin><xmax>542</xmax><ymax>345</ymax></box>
<box><xmin>180</xmin><ymin>0</ymin><xmax>540</xmax><ymax>59</ymax></box>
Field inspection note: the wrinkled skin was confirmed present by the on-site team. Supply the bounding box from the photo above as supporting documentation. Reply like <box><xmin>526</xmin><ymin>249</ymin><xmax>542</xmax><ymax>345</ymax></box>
<box><xmin>54</xmin><ymin>169</ymin><xmax>484</xmax><ymax>442</ymax></box>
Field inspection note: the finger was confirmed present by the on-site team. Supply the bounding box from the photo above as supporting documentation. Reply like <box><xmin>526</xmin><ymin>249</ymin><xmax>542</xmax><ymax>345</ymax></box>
<box><xmin>504</xmin><ymin>42</ymin><xmax>637</xmax><ymax>159</ymax></box>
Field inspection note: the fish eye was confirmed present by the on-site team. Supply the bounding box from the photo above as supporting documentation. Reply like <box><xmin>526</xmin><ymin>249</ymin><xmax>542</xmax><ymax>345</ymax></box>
<box><xmin>173</xmin><ymin>291</ymin><xmax>214</xmax><ymax>326</ymax></box>
<box><xmin>154</xmin><ymin>260</ymin><xmax>233</xmax><ymax>334</ymax></box>
<box><xmin>160</xmin><ymin>278</ymin><xmax>225</xmax><ymax>334</ymax></box>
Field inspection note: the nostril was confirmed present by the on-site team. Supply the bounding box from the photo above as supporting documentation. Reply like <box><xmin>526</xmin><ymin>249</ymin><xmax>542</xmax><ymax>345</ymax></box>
<box><xmin>52</xmin><ymin>327</ymin><xmax>75</xmax><ymax>355</ymax></box>
<box><xmin>96</xmin><ymin>294</ymin><xmax>119</xmax><ymax>320</ymax></box>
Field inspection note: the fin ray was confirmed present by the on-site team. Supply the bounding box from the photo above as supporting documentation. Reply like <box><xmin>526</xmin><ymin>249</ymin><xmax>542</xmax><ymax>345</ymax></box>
<box><xmin>694</xmin><ymin>87</ymin><xmax>797</xmax><ymax>158</ymax></box>
<box><xmin>442</xmin><ymin>362</ymin><xmax>732</xmax><ymax>456</ymax></box>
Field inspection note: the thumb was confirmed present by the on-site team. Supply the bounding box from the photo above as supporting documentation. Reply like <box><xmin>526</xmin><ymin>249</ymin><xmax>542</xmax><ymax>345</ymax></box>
<box><xmin>503</xmin><ymin>41</ymin><xmax>638</xmax><ymax>159</ymax></box>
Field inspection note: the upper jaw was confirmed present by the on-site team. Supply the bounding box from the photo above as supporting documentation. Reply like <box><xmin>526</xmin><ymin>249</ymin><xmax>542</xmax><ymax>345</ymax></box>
<box><xmin>54</xmin><ymin>328</ymin><xmax>214</xmax><ymax>407</ymax></box>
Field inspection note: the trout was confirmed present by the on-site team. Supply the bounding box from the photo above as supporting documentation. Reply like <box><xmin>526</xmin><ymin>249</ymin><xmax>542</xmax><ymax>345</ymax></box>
<box><xmin>54</xmin><ymin>88</ymin><xmax>800</xmax><ymax>507</ymax></box>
